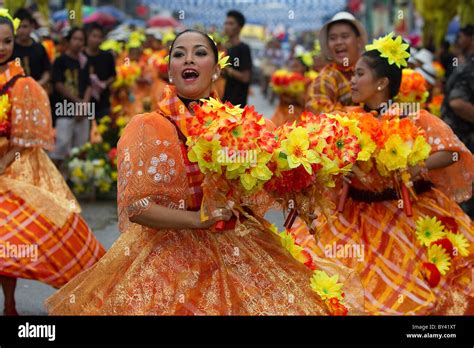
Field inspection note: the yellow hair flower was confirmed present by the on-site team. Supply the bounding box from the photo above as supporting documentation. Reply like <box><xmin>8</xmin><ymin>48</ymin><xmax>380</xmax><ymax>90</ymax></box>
<box><xmin>427</xmin><ymin>244</ymin><xmax>451</xmax><ymax>276</ymax></box>
<box><xmin>218</xmin><ymin>51</ymin><xmax>231</xmax><ymax>69</ymax></box>
<box><xmin>0</xmin><ymin>9</ymin><xmax>20</xmax><ymax>34</ymax></box>
<box><xmin>365</xmin><ymin>32</ymin><xmax>410</xmax><ymax>68</ymax></box>
<box><xmin>310</xmin><ymin>270</ymin><xmax>344</xmax><ymax>301</ymax></box>
<box><xmin>408</xmin><ymin>135</ymin><xmax>431</xmax><ymax>166</ymax></box>
<box><xmin>445</xmin><ymin>232</ymin><xmax>470</xmax><ymax>257</ymax></box>
<box><xmin>416</xmin><ymin>216</ymin><xmax>446</xmax><ymax>247</ymax></box>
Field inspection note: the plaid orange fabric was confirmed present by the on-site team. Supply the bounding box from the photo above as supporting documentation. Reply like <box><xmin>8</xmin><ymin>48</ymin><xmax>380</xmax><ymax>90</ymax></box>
<box><xmin>157</xmin><ymin>85</ymin><xmax>222</xmax><ymax>210</ymax></box>
<box><xmin>291</xmin><ymin>190</ymin><xmax>474</xmax><ymax>315</ymax></box>
<box><xmin>0</xmin><ymin>191</ymin><xmax>105</xmax><ymax>288</ymax></box>
<box><xmin>305</xmin><ymin>63</ymin><xmax>354</xmax><ymax>114</ymax></box>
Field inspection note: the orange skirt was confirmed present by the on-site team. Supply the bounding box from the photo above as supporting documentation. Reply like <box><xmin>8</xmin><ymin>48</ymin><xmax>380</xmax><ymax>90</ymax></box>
<box><xmin>0</xmin><ymin>190</ymin><xmax>105</xmax><ymax>288</ymax></box>
<box><xmin>291</xmin><ymin>188</ymin><xmax>474</xmax><ymax>315</ymax></box>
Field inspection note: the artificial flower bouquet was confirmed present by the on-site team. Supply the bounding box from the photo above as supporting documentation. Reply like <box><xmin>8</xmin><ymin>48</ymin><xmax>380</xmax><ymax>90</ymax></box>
<box><xmin>264</xmin><ymin>112</ymin><xmax>362</xmax><ymax>233</ymax></box>
<box><xmin>344</xmin><ymin>112</ymin><xmax>432</xmax><ymax>216</ymax></box>
<box><xmin>67</xmin><ymin>142</ymin><xmax>117</xmax><ymax>198</ymax></box>
<box><xmin>395</xmin><ymin>68</ymin><xmax>429</xmax><ymax>105</ymax></box>
<box><xmin>270</xmin><ymin>69</ymin><xmax>307</xmax><ymax>97</ymax></box>
<box><xmin>186</xmin><ymin>98</ymin><xmax>278</xmax><ymax>231</ymax></box>
<box><xmin>427</xmin><ymin>94</ymin><xmax>444</xmax><ymax>117</ymax></box>
<box><xmin>112</xmin><ymin>61</ymin><xmax>142</xmax><ymax>90</ymax></box>
<box><xmin>0</xmin><ymin>94</ymin><xmax>11</xmax><ymax>137</ymax></box>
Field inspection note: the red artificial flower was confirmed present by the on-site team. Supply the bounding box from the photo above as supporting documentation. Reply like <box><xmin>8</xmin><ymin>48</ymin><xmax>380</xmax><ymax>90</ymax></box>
<box><xmin>326</xmin><ymin>297</ymin><xmax>349</xmax><ymax>316</ymax></box>
<box><xmin>431</xmin><ymin>238</ymin><xmax>455</xmax><ymax>258</ymax></box>
<box><xmin>421</xmin><ymin>262</ymin><xmax>441</xmax><ymax>287</ymax></box>
<box><xmin>437</xmin><ymin>215</ymin><xmax>458</xmax><ymax>234</ymax></box>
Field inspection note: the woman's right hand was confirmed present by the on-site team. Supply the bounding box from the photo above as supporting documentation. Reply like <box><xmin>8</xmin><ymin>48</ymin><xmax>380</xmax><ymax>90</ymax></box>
<box><xmin>194</xmin><ymin>207</ymin><xmax>233</xmax><ymax>229</ymax></box>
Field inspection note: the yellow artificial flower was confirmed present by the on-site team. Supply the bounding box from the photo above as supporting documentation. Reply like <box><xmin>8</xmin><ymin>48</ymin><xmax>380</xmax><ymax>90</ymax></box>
<box><xmin>305</xmin><ymin>70</ymin><xmax>319</xmax><ymax>81</ymax></box>
<box><xmin>234</xmin><ymin>152</ymin><xmax>273</xmax><ymax>191</ymax></box>
<box><xmin>116</xmin><ymin>116</ymin><xmax>128</xmax><ymax>128</ymax></box>
<box><xmin>408</xmin><ymin>136</ymin><xmax>431</xmax><ymax>166</ymax></box>
<box><xmin>445</xmin><ymin>232</ymin><xmax>470</xmax><ymax>257</ymax></box>
<box><xmin>100</xmin><ymin>115</ymin><xmax>112</xmax><ymax>124</ymax></box>
<box><xmin>188</xmin><ymin>139</ymin><xmax>222</xmax><ymax>174</ymax></box>
<box><xmin>357</xmin><ymin>132</ymin><xmax>377</xmax><ymax>161</ymax></box>
<box><xmin>427</xmin><ymin>244</ymin><xmax>451</xmax><ymax>276</ymax></box>
<box><xmin>74</xmin><ymin>184</ymin><xmax>85</xmax><ymax>194</ymax></box>
<box><xmin>415</xmin><ymin>216</ymin><xmax>446</xmax><ymax>247</ymax></box>
<box><xmin>376</xmin><ymin>134</ymin><xmax>410</xmax><ymax>171</ymax></box>
<box><xmin>111</xmin><ymin>171</ymin><xmax>118</xmax><ymax>182</ymax></box>
<box><xmin>280</xmin><ymin>127</ymin><xmax>320</xmax><ymax>174</ymax></box>
<box><xmin>71</xmin><ymin>167</ymin><xmax>86</xmax><ymax>180</ymax></box>
<box><xmin>365</xmin><ymin>32</ymin><xmax>410</xmax><ymax>68</ymax></box>
<box><xmin>310</xmin><ymin>270</ymin><xmax>344</xmax><ymax>301</ymax></box>
<box><xmin>0</xmin><ymin>94</ymin><xmax>11</xmax><ymax>122</ymax></box>
<box><xmin>279</xmin><ymin>231</ymin><xmax>306</xmax><ymax>263</ymax></box>
<box><xmin>97</xmin><ymin>124</ymin><xmax>108</xmax><ymax>135</ymax></box>
<box><xmin>218</xmin><ymin>51</ymin><xmax>231</xmax><ymax>69</ymax></box>
<box><xmin>98</xmin><ymin>181</ymin><xmax>111</xmax><ymax>193</ymax></box>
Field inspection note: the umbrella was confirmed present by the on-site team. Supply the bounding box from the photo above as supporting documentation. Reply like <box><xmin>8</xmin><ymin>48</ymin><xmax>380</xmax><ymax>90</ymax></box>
<box><xmin>97</xmin><ymin>5</ymin><xmax>127</xmax><ymax>22</ymax></box>
<box><xmin>123</xmin><ymin>19</ymin><xmax>146</xmax><ymax>28</ymax></box>
<box><xmin>147</xmin><ymin>15</ymin><xmax>180</xmax><ymax>28</ymax></box>
<box><xmin>52</xmin><ymin>6</ymin><xmax>96</xmax><ymax>23</ymax></box>
<box><xmin>84</xmin><ymin>12</ymin><xmax>117</xmax><ymax>26</ymax></box>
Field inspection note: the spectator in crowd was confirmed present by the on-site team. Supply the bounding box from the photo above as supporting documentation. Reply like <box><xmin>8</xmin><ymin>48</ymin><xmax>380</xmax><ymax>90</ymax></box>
<box><xmin>84</xmin><ymin>23</ymin><xmax>116</xmax><ymax>121</ymax></box>
<box><xmin>12</xmin><ymin>8</ymin><xmax>50</xmax><ymax>88</ymax></box>
<box><xmin>223</xmin><ymin>10</ymin><xmax>252</xmax><ymax>106</ymax></box>
<box><xmin>49</xmin><ymin>27</ymin><xmax>92</xmax><ymax>173</ymax></box>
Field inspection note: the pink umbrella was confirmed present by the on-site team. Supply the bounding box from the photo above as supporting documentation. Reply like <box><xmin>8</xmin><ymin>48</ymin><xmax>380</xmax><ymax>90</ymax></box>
<box><xmin>84</xmin><ymin>12</ymin><xmax>117</xmax><ymax>26</ymax></box>
<box><xmin>147</xmin><ymin>15</ymin><xmax>180</xmax><ymax>28</ymax></box>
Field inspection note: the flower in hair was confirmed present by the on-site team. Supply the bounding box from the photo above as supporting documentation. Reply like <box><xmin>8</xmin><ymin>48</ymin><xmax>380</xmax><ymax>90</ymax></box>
<box><xmin>0</xmin><ymin>8</ymin><xmax>20</xmax><ymax>34</ymax></box>
<box><xmin>365</xmin><ymin>32</ymin><xmax>410</xmax><ymax>68</ymax></box>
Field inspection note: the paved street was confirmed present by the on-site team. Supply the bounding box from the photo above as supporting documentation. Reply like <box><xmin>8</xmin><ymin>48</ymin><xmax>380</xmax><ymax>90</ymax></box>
<box><xmin>1</xmin><ymin>85</ymin><xmax>283</xmax><ymax>315</ymax></box>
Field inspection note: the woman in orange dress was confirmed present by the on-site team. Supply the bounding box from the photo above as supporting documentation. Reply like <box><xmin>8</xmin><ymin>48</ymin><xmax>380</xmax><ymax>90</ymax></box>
<box><xmin>292</xmin><ymin>34</ymin><xmax>474</xmax><ymax>315</ymax></box>
<box><xmin>0</xmin><ymin>11</ymin><xmax>105</xmax><ymax>315</ymax></box>
<box><xmin>45</xmin><ymin>29</ymin><xmax>363</xmax><ymax>315</ymax></box>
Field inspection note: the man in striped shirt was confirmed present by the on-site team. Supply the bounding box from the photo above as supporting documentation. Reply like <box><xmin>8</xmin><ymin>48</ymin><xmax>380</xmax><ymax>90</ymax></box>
<box><xmin>306</xmin><ymin>12</ymin><xmax>367</xmax><ymax>114</ymax></box>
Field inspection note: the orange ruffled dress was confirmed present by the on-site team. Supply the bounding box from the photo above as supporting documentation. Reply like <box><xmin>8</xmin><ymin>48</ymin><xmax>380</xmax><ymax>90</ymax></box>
<box><xmin>291</xmin><ymin>107</ymin><xmax>474</xmax><ymax>315</ymax></box>
<box><xmin>0</xmin><ymin>62</ymin><xmax>105</xmax><ymax>288</ymax></box>
<box><xmin>45</xmin><ymin>85</ymin><xmax>364</xmax><ymax>315</ymax></box>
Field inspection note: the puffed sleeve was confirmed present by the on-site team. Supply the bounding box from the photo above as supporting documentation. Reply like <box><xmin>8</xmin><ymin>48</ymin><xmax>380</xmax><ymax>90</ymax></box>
<box><xmin>10</xmin><ymin>77</ymin><xmax>54</xmax><ymax>150</ymax></box>
<box><xmin>116</xmin><ymin>112</ymin><xmax>190</xmax><ymax>232</ymax></box>
<box><xmin>416</xmin><ymin>109</ymin><xmax>474</xmax><ymax>203</ymax></box>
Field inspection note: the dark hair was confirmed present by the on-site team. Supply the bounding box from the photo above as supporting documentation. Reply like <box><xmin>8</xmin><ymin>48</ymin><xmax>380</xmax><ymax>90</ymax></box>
<box><xmin>14</xmin><ymin>8</ymin><xmax>34</xmax><ymax>25</ymax></box>
<box><xmin>227</xmin><ymin>10</ymin><xmax>245</xmax><ymax>28</ymax></box>
<box><xmin>327</xmin><ymin>19</ymin><xmax>360</xmax><ymax>37</ymax></box>
<box><xmin>362</xmin><ymin>49</ymin><xmax>406</xmax><ymax>99</ymax></box>
<box><xmin>295</xmin><ymin>57</ymin><xmax>310</xmax><ymax>72</ymax></box>
<box><xmin>169</xmin><ymin>29</ymin><xmax>218</xmax><ymax>64</ymax></box>
<box><xmin>66</xmin><ymin>27</ymin><xmax>85</xmax><ymax>42</ymax></box>
<box><xmin>459</xmin><ymin>25</ymin><xmax>474</xmax><ymax>37</ymax></box>
<box><xmin>0</xmin><ymin>15</ymin><xmax>14</xmax><ymax>34</ymax></box>
<box><xmin>87</xmin><ymin>23</ymin><xmax>104</xmax><ymax>36</ymax></box>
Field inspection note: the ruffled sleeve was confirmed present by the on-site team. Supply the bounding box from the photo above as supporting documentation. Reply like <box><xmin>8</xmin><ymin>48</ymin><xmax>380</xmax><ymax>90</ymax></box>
<box><xmin>116</xmin><ymin>112</ymin><xmax>190</xmax><ymax>232</ymax></box>
<box><xmin>10</xmin><ymin>77</ymin><xmax>54</xmax><ymax>151</ymax></box>
<box><xmin>416</xmin><ymin>109</ymin><xmax>474</xmax><ymax>202</ymax></box>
